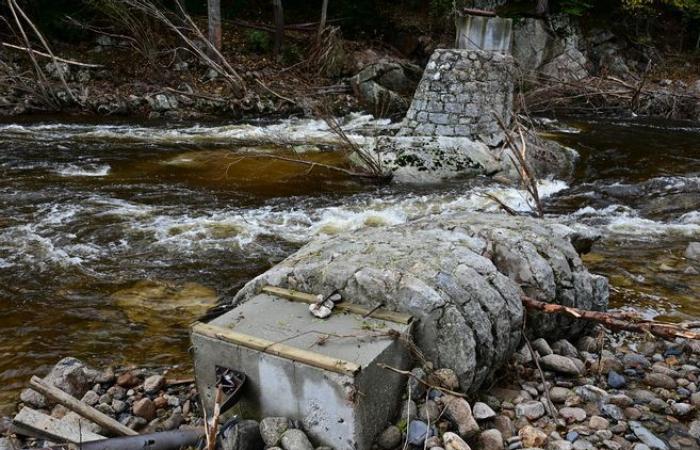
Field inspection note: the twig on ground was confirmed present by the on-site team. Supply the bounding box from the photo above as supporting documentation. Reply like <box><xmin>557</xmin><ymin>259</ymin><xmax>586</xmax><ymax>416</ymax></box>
<box><xmin>1</xmin><ymin>43</ymin><xmax>103</xmax><ymax>68</ymax></box>
<box><xmin>522</xmin><ymin>318</ymin><xmax>558</xmax><ymax>418</ymax></box>
<box><xmin>377</xmin><ymin>364</ymin><xmax>468</xmax><ymax>398</ymax></box>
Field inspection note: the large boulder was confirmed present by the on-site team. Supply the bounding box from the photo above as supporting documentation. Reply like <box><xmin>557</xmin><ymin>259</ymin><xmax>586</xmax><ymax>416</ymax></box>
<box><xmin>350</xmin><ymin>62</ymin><xmax>422</xmax><ymax>117</ymax></box>
<box><xmin>232</xmin><ymin>212</ymin><xmax>608</xmax><ymax>393</ymax></box>
<box><xmin>512</xmin><ymin>15</ymin><xmax>590</xmax><ymax>82</ymax></box>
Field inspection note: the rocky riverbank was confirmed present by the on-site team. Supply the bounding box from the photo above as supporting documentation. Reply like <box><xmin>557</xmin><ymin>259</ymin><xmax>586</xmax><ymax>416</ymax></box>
<box><xmin>4</xmin><ymin>324</ymin><xmax>700</xmax><ymax>450</ymax></box>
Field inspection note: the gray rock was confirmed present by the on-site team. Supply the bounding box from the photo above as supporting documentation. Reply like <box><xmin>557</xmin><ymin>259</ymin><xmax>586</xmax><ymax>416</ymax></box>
<box><xmin>532</xmin><ymin>338</ymin><xmax>553</xmax><ymax>356</ymax></box>
<box><xmin>95</xmin><ymin>367</ymin><xmax>115</xmax><ymax>384</ymax></box>
<box><xmin>629</xmin><ymin>421</ymin><xmax>668</xmax><ymax>450</ymax></box>
<box><xmin>260</xmin><ymin>417</ymin><xmax>291</xmax><ymax>447</ymax></box>
<box><xmin>669</xmin><ymin>402</ymin><xmax>694</xmax><ymax>417</ymax></box>
<box><xmin>0</xmin><ymin>436</ymin><xmax>20</xmax><ymax>450</ymax></box>
<box><xmin>547</xmin><ymin>441</ymin><xmax>573</xmax><ymax>450</ymax></box>
<box><xmin>539</xmin><ymin>355</ymin><xmax>581</xmax><ymax>375</ymax></box>
<box><xmin>81</xmin><ymin>390</ymin><xmax>100</xmax><ymax>406</ymax></box>
<box><xmin>143</xmin><ymin>375</ymin><xmax>165</xmax><ymax>394</ymax></box>
<box><xmin>549</xmin><ymin>387</ymin><xmax>571</xmax><ymax>403</ymax></box>
<box><xmin>623</xmin><ymin>353</ymin><xmax>651</xmax><ymax>370</ymax></box>
<box><xmin>572</xmin><ymin>439</ymin><xmax>594</xmax><ymax>450</ymax></box>
<box><xmin>607</xmin><ymin>371</ymin><xmax>626</xmax><ymax>389</ymax></box>
<box><xmin>419</xmin><ymin>400</ymin><xmax>441</xmax><ymax>422</ymax></box>
<box><xmin>684</xmin><ymin>242</ymin><xmax>700</xmax><ymax>261</ymax></box>
<box><xmin>552</xmin><ymin>340</ymin><xmax>578</xmax><ymax>358</ymax></box>
<box><xmin>232</xmin><ymin>212</ymin><xmax>608</xmax><ymax>394</ymax></box>
<box><xmin>407</xmin><ymin>420</ymin><xmax>432</xmax><ymax>446</ymax></box>
<box><xmin>400</xmin><ymin>399</ymin><xmax>418</xmax><ymax>422</ymax></box>
<box><xmin>515</xmin><ymin>401</ymin><xmax>545</xmax><ymax>420</ymax></box>
<box><xmin>409</xmin><ymin>368</ymin><xmax>427</xmax><ymax>399</ymax></box>
<box><xmin>112</xmin><ymin>399</ymin><xmax>127</xmax><ymax>414</ymax></box>
<box><xmin>21</xmin><ymin>357</ymin><xmax>95</xmax><ymax>408</ymax></box>
<box><xmin>574</xmin><ymin>385</ymin><xmax>608</xmax><ymax>403</ymax></box>
<box><xmin>221</xmin><ymin>420</ymin><xmax>263</xmax><ymax>450</ymax></box>
<box><xmin>147</xmin><ymin>94</ymin><xmax>178</xmax><ymax>112</ymax></box>
<box><xmin>377</xmin><ymin>425</ymin><xmax>402</xmax><ymax>450</ymax></box>
<box><xmin>601</xmin><ymin>404</ymin><xmax>624</xmax><ymax>421</ymax></box>
<box><xmin>45</xmin><ymin>62</ymin><xmax>70</xmax><ymax>81</ymax></box>
<box><xmin>280</xmin><ymin>429</ymin><xmax>313</xmax><ymax>450</ymax></box>
<box><xmin>480</xmin><ymin>429</ymin><xmax>505</xmax><ymax>450</ymax></box>
<box><xmin>473</xmin><ymin>402</ymin><xmax>497</xmax><ymax>420</ymax></box>
<box><xmin>689</xmin><ymin>420</ymin><xmax>700</xmax><ymax>439</ymax></box>
<box><xmin>559</xmin><ymin>407</ymin><xmax>586</xmax><ymax>423</ymax></box>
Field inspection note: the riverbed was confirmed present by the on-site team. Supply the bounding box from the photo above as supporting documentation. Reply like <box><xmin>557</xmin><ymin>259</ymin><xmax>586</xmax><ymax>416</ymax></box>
<box><xmin>0</xmin><ymin>115</ymin><xmax>698</xmax><ymax>413</ymax></box>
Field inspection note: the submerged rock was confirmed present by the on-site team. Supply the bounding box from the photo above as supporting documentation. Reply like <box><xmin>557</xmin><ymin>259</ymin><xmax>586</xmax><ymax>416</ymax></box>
<box><xmin>233</xmin><ymin>212</ymin><xmax>608</xmax><ymax>393</ymax></box>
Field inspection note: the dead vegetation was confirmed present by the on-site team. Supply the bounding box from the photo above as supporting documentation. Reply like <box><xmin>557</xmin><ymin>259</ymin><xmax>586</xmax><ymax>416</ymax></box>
<box><xmin>522</xmin><ymin>74</ymin><xmax>700</xmax><ymax>119</ymax></box>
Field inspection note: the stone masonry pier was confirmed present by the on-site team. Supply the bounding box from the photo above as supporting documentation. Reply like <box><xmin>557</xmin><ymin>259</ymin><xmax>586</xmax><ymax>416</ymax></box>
<box><xmin>399</xmin><ymin>49</ymin><xmax>514</xmax><ymax>147</ymax></box>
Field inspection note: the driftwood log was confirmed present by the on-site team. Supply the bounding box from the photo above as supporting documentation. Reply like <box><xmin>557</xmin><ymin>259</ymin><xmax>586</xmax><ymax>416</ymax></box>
<box><xmin>28</xmin><ymin>376</ymin><xmax>137</xmax><ymax>437</ymax></box>
<box><xmin>522</xmin><ymin>296</ymin><xmax>700</xmax><ymax>341</ymax></box>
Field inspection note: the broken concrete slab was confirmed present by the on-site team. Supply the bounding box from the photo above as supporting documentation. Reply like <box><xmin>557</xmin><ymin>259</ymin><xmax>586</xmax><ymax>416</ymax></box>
<box><xmin>13</xmin><ymin>407</ymin><xmax>105</xmax><ymax>444</ymax></box>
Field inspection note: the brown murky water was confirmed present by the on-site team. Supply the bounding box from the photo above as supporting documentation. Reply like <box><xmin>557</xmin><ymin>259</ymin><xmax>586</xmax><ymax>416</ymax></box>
<box><xmin>0</xmin><ymin>115</ymin><xmax>698</xmax><ymax>413</ymax></box>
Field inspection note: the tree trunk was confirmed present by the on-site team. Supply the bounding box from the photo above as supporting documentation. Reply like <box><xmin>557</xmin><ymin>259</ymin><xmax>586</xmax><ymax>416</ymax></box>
<box><xmin>272</xmin><ymin>0</ymin><xmax>284</xmax><ymax>61</ymax></box>
<box><xmin>318</xmin><ymin>0</ymin><xmax>329</xmax><ymax>40</ymax></box>
<box><xmin>208</xmin><ymin>0</ymin><xmax>222</xmax><ymax>52</ymax></box>
<box><xmin>535</xmin><ymin>0</ymin><xmax>548</xmax><ymax>16</ymax></box>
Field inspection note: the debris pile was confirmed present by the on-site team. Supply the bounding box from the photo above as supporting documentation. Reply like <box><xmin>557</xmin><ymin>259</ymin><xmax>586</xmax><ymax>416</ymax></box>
<box><xmin>3</xmin><ymin>358</ymin><xmax>203</xmax><ymax>449</ymax></box>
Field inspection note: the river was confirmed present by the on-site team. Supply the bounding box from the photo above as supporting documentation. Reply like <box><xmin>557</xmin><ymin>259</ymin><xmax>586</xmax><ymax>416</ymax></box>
<box><xmin>0</xmin><ymin>115</ymin><xmax>698</xmax><ymax>413</ymax></box>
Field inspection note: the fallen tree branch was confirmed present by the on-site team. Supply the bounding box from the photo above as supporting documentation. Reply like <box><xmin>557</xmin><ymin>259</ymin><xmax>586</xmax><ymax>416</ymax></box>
<box><xmin>1</xmin><ymin>43</ymin><xmax>104</xmax><ymax>68</ymax></box>
<box><xmin>522</xmin><ymin>296</ymin><xmax>700</xmax><ymax>340</ymax></box>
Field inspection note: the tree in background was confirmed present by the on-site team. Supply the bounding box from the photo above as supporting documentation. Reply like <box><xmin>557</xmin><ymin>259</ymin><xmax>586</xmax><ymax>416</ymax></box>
<box><xmin>208</xmin><ymin>0</ymin><xmax>222</xmax><ymax>51</ymax></box>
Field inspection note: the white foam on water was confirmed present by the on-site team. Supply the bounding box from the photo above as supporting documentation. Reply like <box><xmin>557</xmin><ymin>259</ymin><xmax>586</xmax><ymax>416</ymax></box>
<box><xmin>133</xmin><ymin>179</ymin><xmax>569</xmax><ymax>254</ymax></box>
<box><xmin>569</xmin><ymin>204</ymin><xmax>700</xmax><ymax>239</ymax></box>
<box><xmin>54</xmin><ymin>164</ymin><xmax>111</xmax><ymax>177</ymax></box>
<box><xmin>0</xmin><ymin>114</ymin><xmax>390</xmax><ymax>147</ymax></box>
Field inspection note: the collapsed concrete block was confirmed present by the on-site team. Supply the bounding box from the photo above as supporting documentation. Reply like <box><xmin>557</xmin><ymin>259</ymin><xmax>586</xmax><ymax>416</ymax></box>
<box><xmin>192</xmin><ymin>291</ymin><xmax>413</xmax><ymax>450</ymax></box>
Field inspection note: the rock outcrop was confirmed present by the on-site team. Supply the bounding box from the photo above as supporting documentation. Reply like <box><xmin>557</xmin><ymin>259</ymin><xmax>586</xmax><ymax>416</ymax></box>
<box><xmin>232</xmin><ymin>212</ymin><xmax>609</xmax><ymax>393</ymax></box>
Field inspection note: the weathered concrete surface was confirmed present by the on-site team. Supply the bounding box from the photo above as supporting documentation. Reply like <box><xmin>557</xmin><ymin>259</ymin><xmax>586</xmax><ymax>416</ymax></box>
<box><xmin>455</xmin><ymin>15</ymin><xmax>512</xmax><ymax>54</ymax></box>
<box><xmin>399</xmin><ymin>49</ymin><xmax>514</xmax><ymax>147</ymax></box>
<box><xmin>193</xmin><ymin>294</ymin><xmax>412</xmax><ymax>450</ymax></box>
<box><xmin>232</xmin><ymin>212</ymin><xmax>609</xmax><ymax>393</ymax></box>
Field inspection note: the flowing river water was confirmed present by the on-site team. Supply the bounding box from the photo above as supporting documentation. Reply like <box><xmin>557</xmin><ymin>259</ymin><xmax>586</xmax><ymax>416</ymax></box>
<box><xmin>0</xmin><ymin>115</ymin><xmax>698</xmax><ymax>413</ymax></box>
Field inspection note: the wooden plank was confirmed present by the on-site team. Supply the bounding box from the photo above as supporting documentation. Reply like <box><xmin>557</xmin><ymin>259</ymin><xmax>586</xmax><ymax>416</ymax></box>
<box><xmin>29</xmin><ymin>376</ymin><xmax>138</xmax><ymax>437</ymax></box>
<box><xmin>13</xmin><ymin>407</ymin><xmax>106</xmax><ymax>443</ymax></box>
<box><xmin>261</xmin><ymin>286</ymin><xmax>413</xmax><ymax>324</ymax></box>
<box><xmin>192</xmin><ymin>322</ymin><xmax>361</xmax><ymax>376</ymax></box>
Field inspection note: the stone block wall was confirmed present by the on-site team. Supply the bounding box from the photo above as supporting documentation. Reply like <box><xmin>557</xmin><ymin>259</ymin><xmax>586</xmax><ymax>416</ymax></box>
<box><xmin>399</xmin><ymin>49</ymin><xmax>514</xmax><ymax>147</ymax></box>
